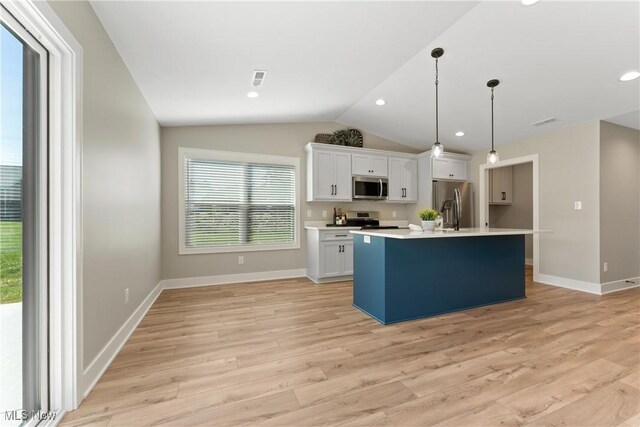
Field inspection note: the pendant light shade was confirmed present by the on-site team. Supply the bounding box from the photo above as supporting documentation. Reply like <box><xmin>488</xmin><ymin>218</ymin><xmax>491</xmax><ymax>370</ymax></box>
<box><xmin>431</xmin><ymin>48</ymin><xmax>445</xmax><ymax>158</ymax></box>
<box><xmin>486</xmin><ymin>79</ymin><xmax>500</xmax><ymax>165</ymax></box>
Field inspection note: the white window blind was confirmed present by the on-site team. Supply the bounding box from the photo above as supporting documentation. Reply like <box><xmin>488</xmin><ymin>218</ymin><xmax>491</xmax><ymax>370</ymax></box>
<box><xmin>183</xmin><ymin>153</ymin><xmax>297</xmax><ymax>252</ymax></box>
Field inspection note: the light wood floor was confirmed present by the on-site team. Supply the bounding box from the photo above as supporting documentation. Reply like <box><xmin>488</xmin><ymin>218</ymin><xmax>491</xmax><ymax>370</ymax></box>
<box><xmin>62</xmin><ymin>268</ymin><xmax>640</xmax><ymax>426</ymax></box>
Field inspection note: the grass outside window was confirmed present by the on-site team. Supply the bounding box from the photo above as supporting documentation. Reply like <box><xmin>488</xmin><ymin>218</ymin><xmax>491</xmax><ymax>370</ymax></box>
<box><xmin>0</xmin><ymin>221</ymin><xmax>22</xmax><ymax>304</ymax></box>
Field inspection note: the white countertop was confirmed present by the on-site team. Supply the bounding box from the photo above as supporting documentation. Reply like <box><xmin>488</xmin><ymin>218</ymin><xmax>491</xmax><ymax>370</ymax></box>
<box><xmin>350</xmin><ymin>228</ymin><xmax>549</xmax><ymax>239</ymax></box>
<box><xmin>304</xmin><ymin>220</ymin><xmax>408</xmax><ymax>231</ymax></box>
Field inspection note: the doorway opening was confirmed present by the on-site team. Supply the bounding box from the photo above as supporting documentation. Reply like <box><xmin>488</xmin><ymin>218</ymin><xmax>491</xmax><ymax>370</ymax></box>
<box><xmin>479</xmin><ymin>154</ymin><xmax>540</xmax><ymax>282</ymax></box>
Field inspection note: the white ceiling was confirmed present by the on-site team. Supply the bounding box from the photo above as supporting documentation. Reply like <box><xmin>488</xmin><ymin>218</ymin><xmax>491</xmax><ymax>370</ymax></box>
<box><xmin>91</xmin><ymin>0</ymin><xmax>640</xmax><ymax>153</ymax></box>
<box><xmin>606</xmin><ymin>110</ymin><xmax>640</xmax><ymax>130</ymax></box>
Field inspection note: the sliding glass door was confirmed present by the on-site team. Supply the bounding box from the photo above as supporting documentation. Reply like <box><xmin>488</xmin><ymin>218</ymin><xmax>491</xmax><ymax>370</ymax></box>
<box><xmin>1</xmin><ymin>7</ymin><xmax>49</xmax><ymax>426</ymax></box>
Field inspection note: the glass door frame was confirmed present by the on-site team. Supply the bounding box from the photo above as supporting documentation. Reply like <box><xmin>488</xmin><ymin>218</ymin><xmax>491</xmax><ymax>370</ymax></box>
<box><xmin>1</xmin><ymin>0</ymin><xmax>83</xmax><ymax>422</ymax></box>
<box><xmin>1</xmin><ymin>5</ymin><xmax>49</xmax><ymax>424</ymax></box>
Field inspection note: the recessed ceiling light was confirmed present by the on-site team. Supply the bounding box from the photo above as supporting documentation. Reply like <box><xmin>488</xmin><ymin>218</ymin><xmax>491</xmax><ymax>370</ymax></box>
<box><xmin>521</xmin><ymin>0</ymin><xmax>541</xmax><ymax>6</ymax></box>
<box><xmin>455</xmin><ymin>131</ymin><xmax>465</xmax><ymax>137</ymax></box>
<box><xmin>619</xmin><ymin>71</ymin><xmax>640</xmax><ymax>82</ymax></box>
<box><xmin>247</xmin><ymin>91</ymin><xmax>259</xmax><ymax>98</ymax></box>
<box><xmin>375</xmin><ymin>99</ymin><xmax>386</xmax><ymax>106</ymax></box>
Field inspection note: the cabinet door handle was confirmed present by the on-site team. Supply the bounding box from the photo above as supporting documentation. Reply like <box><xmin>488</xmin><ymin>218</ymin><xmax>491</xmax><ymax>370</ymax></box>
<box><xmin>339</xmin><ymin>244</ymin><xmax>343</xmax><ymax>253</ymax></box>
<box><xmin>502</xmin><ymin>191</ymin><xmax>506</xmax><ymax>201</ymax></box>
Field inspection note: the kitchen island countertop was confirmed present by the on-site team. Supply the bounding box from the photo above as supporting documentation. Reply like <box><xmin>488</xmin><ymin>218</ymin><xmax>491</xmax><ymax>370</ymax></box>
<box><xmin>350</xmin><ymin>227</ymin><xmax>548</xmax><ymax>239</ymax></box>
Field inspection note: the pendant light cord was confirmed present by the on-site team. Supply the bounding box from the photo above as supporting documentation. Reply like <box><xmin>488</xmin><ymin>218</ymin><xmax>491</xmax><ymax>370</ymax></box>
<box><xmin>490</xmin><ymin>87</ymin><xmax>495</xmax><ymax>151</ymax></box>
<box><xmin>435</xmin><ymin>57</ymin><xmax>439</xmax><ymax>144</ymax></box>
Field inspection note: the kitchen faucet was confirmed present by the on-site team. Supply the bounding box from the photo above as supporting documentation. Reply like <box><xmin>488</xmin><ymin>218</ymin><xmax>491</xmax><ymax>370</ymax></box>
<box><xmin>453</xmin><ymin>188</ymin><xmax>462</xmax><ymax>231</ymax></box>
<box><xmin>440</xmin><ymin>200</ymin><xmax>460</xmax><ymax>230</ymax></box>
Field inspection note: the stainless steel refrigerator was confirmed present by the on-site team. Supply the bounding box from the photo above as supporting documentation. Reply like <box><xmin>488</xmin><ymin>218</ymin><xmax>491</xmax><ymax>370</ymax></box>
<box><xmin>432</xmin><ymin>181</ymin><xmax>474</xmax><ymax>229</ymax></box>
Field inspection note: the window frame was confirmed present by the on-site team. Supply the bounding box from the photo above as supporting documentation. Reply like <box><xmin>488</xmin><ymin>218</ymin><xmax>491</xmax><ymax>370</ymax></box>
<box><xmin>178</xmin><ymin>147</ymin><xmax>300</xmax><ymax>255</ymax></box>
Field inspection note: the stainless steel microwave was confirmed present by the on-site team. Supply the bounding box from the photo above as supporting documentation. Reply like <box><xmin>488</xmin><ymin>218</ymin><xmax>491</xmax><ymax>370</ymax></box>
<box><xmin>352</xmin><ymin>176</ymin><xmax>388</xmax><ymax>200</ymax></box>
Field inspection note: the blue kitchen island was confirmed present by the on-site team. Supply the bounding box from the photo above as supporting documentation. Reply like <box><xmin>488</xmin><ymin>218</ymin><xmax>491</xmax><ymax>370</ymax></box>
<box><xmin>350</xmin><ymin>228</ymin><xmax>540</xmax><ymax>324</ymax></box>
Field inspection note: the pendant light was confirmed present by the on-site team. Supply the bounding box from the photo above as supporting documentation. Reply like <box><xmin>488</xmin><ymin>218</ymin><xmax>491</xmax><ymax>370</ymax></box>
<box><xmin>486</xmin><ymin>79</ymin><xmax>500</xmax><ymax>164</ymax></box>
<box><xmin>431</xmin><ymin>47</ymin><xmax>445</xmax><ymax>158</ymax></box>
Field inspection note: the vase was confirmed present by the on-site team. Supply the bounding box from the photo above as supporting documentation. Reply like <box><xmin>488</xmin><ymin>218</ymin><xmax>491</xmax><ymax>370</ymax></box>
<box><xmin>421</xmin><ymin>220</ymin><xmax>435</xmax><ymax>231</ymax></box>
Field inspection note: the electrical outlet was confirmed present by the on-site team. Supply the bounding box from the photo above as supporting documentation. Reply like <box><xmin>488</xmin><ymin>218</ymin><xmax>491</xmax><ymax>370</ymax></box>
<box><xmin>574</xmin><ymin>201</ymin><xmax>582</xmax><ymax>210</ymax></box>
<box><xmin>603</xmin><ymin>262</ymin><xmax>608</xmax><ymax>272</ymax></box>
<box><xmin>392</xmin><ymin>211</ymin><xmax>397</xmax><ymax>218</ymax></box>
<box><xmin>322</xmin><ymin>210</ymin><xmax>327</xmax><ymax>218</ymax></box>
<box><xmin>124</xmin><ymin>288</ymin><xmax>129</xmax><ymax>304</ymax></box>
<box><xmin>238</xmin><ymin>256</ymin><xmax>244</xmax><ymax>265</ymax></box>
<box><xmin>306</xmin><ymin>210</ymin><xmax>312</xmax><ymax>218</ymax></box>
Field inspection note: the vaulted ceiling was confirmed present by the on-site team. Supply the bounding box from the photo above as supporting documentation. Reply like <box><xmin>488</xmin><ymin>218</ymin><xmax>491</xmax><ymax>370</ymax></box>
<box><xmin>91</xmin><ymin>0</ymin><xmax>639</xmax><ymax>152</ymax></box>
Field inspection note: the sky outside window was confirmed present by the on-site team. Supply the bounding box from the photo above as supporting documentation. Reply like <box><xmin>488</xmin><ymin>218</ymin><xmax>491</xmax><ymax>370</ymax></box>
<box><xmin>1</xmin><ymin>24</ymin><xmax>23</xmax><ymax>167</ymax></box>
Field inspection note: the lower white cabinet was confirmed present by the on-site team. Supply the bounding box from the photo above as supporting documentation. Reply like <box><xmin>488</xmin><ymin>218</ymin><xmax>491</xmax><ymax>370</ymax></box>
<box><xmin>306</xmin><ymin>228</ymin><xmax>354</xmax><ymax>283</ymax></box>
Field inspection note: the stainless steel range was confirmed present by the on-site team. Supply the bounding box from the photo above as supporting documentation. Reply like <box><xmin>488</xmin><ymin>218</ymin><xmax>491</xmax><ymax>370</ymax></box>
<box><xmin>326</xmin><ymin>211</ymin><xmax>399</xmax><ymax>230</ymax></box>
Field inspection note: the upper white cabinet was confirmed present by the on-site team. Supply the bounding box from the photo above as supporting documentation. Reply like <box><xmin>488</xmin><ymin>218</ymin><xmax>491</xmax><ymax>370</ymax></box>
<box><xmin>432</xmin><ymin>157</ymin><xmax>468</xmax><ymax>181</ymax></box>
<box><xmin>352</xmin><ymin>154</ymin><xmax>388</xmax><ymax>177</ymax></box>
<box><xmin>307</xmin><ymin>148</ymin><xmax>352</xmax><ymax>201</ymax></box>
<box><xmin>489</xmin><ymin>166</ymin><xmax>513</xmax><ymax>205</ymax></box>
<box><xmin>387</xmin><ymin>157</ymin><xmax>417</xmax><ymax>202</ymax></box>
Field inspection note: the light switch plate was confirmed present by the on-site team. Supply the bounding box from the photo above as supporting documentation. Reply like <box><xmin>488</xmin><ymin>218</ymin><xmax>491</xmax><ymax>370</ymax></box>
<box><xmin>574</xmin><ymin>201</ymin><xmax>582</xmax><ymax>210</ymax></box>
<box><xmin>322</xmin><ymin>210</ymin><xmax>327</xmax><ymax>218</ymax></box>
<box><xmin>392</xmin><ymin>211</ymin><xmax>397</xmax><ymax>218</ymax></box>
<box><xmin>306</xmin><ymin>210</ymin><xmax>312</xmax><ymax>218</ymax></box>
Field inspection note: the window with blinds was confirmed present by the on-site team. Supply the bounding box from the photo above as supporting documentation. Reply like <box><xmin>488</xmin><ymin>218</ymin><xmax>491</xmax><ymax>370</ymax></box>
<box><xmin>180</xmin><ymin>149</ymin><xmax>299</xmax><ymax>253</ymax></box>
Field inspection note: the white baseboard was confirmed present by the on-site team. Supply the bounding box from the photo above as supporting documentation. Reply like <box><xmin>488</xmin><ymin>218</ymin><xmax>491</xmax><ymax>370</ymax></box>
<box><xmin>537</xmin><ymin>274</ymin><xmax>640</xmax><ymax>295</ymax></box>
<box><xmin>82</xmin><ymin>282</ymin><xmax>162</xmax><ymax>397</ymax></box>
<box><xmin>601</xmin><ymin>277</ymin><xmax>640</xmax><ymax>294</ymax></box>
<box><xmin>307</xmin><ymin>275</ymin><xmax>353</xmax><ymax>284</ymax></box>
<box><xmin>537</xmin><ymin>274</ymin><xmax>602</xmax><ymax>295</ymax></box>
<box><xmin>525</xmin><ymin>258</ymin><xmax>533</xmax><ymax>266</ymax></box>
<box><xmin>160</xmin><ymin>268</ymin><xmax>307</xmax><ymax>289</ymax></box>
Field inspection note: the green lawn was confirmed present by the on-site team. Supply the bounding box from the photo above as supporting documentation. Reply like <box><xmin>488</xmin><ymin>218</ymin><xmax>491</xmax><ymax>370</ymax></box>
<box><xmin>0</xmin><ymin>221</ymin><xmax>22</xmax><ymax>304</ymax></box>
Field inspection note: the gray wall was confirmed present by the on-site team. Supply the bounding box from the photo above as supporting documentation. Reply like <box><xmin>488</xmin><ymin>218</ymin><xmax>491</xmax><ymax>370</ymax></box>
<box><xmin>49</xmin><ymin>1</ymin><xmax>161</xmax><ymax>368</ymax></box>
<box><xmin>599</xmin><ymin>121</ymin><xmax>640</xmax><ymax>283</ymax></box>
<box><xmin>469</xmin><ymin>121</ymin><xmax>601</xmax><ymax>284</ymax></box>
<box><xmin>161</xmin><ymin>123</ymin><xmax>419</xmax><ymax>280</ymax></box>
<box><xmin>489</xmin><ymin>163</ymin><xmax>534</xmax><ymax>260</ymax></box>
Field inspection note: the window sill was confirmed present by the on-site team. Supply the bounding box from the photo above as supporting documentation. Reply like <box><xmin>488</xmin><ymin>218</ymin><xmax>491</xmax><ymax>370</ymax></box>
<box><xmin>179</xmin><ymin>242</ymin><xmax>300</xmax><ymax>255</ymax></box>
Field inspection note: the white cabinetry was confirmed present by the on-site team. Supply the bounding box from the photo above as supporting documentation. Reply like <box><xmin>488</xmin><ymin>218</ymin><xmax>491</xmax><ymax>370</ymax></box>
<box><xmin>388</xmin><ymin>157</ymin><xmax>417</xmax><ymax>202</ymax></box>
<box><xmin>306</xmin><ymin>147</ymin><xmax>351</xmax><ymax>201</ymax></box>
<box><xmin>306</xmin><ymin>228</ymin><xmax>354</xmax><ymax>283</ymax></box>
<box><xmin>432</xmin><ymin>157</ymin><xmax>468</xmax><ymax>181</ymax></box>
<box><xmin>489</xmin><ymin>166</ymin><xmax>513</xmax><ymax>205</ymax></box>
<box><xmin>352</xmin><ymin>154</ymin><xmax>388</xmax><ymax>177</ymax></box>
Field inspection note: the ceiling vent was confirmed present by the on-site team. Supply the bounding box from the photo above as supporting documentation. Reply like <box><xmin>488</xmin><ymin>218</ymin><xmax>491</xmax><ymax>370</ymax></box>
<box><xmin>531</xmin><ymin>117</ymin><xmax>558</xmax><ymax>127</ymax></box>
<box><xmin>251</xmin><ymin>70</ymin><xmax>267</xmax><ymax>87</ymax></box>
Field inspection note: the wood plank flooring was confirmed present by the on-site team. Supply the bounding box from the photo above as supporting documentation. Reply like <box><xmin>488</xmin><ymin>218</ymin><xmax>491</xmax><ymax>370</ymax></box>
<box><xmin>62</xmin><ymin>268</ymin><xmax>640</xmax><ymax>426</ymax></box>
